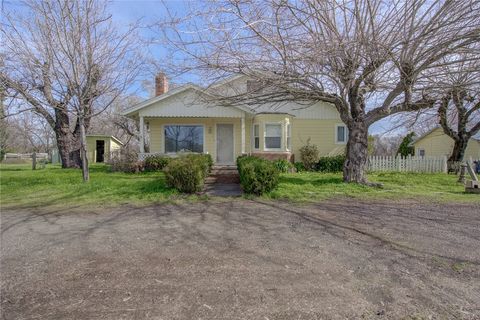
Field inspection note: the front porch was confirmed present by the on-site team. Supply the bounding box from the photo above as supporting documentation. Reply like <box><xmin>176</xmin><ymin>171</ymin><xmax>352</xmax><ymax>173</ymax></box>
<box><xmin>139</xmin><ymin>116</ymin><xmax>248</xmax><ymax>165</ymax></box>
<box><xmin>138</xmin><ymin>113</ymin><xmax>295</xmax><ymax>164</ymax></box>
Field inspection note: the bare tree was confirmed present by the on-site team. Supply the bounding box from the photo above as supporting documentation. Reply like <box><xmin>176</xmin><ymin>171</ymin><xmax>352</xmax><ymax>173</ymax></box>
<box><xmin>391</xmin><ymin>51</ymin><xmax>480</xmax><ymax>164</ymax></box>
<box><xmin>1</xmin><ymin>0</ymin><xmax>145</xmax><ymax>181</ymax></box>
<box><xmin>435</xmin><ymin>58</ymin><xmax>480</xmax><ymax>163</ymax></box>
<box><xmin>159</xmin><ymin>0</ymin><xmax>480</xmax><ymax>184</ymax></box>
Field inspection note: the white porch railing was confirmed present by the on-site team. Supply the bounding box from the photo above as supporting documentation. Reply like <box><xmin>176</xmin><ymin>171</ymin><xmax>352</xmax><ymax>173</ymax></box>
<box><xmin>138</xmin><ymin>152</ymin><xmax>209</xmax><ymax>161</ymax></box>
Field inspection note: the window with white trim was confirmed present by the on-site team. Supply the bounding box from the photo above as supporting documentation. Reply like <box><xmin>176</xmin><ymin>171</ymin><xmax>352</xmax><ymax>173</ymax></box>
<box><xmin>164</xmin><ymin>125</ymin><xmax>204</xmax><ymax>153</ymax></box>
<box><xmin>265</xmin><ymin>124</ymin><xmax>282</xmax><ymax>149</ymax></box>
<box><xmin>419</xmin><ymin>149</ymin><xmax>425</xmax><ymax>157</ymax></box>
<box><xmin>286</xmin><ymin>123</ymin><xmax>291</xmax><ymax>150</ymax></box>
<box><xmin>253</xmin><ymin>124</ymin><xmax>260</xmax><ymax>149</ymax></box>
<box><xmin>336</xmin><ymin>125</ymin><xmax>347</xmax><ymax>144</ymax></box>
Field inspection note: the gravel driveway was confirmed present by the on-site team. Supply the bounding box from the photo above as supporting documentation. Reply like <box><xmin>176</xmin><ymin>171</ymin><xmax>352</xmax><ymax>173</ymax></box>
<box><xmin>1</xmin><ymin>199</ymin><xmax>479</xmax><ymax>319</ymax></box>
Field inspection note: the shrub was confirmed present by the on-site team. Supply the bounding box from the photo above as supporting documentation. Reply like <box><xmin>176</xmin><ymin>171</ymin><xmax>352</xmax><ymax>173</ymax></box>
<box><xmin>164</xmin><ymin>158</ymin><xmax>204</xmax><ymax>193</ymax></box>
<box><xmin>144</xmin><ymin>155</ymin><xmax>171</xmax><ymax>171</ymax></box>
<box><xmin>294</xmin><ymin>162</ymin><xmax>305</xmax><ymax>172</ymax></box>
<box><xmin>273</xmin><ymin>159</ymin><xmax>293</xmax><ymax>173</ymax></box>
<box><xmin>184</xmin><ymin>153</ymin><xmax>213</xmax><ymax>177</ymax></box>
<box><xmin>299</xmin><ymin>139</ymin><xmax>319</xmax><ymax>171</ymax></box>
<box><xmin>316</xmin><ymin>155</ymin><xmax>346</xmax><ymax>172</ymax></box>
<box><xmin>108</xmin><ymin>148</ymin><xmax>144</xmax><ymax>173</ymax></box>
<box><xmin>237</xmin><ymin>156</ymin><xmax>279</xmax><ymax>195</ymax></box>
<box><xmin>163</xmin><ymin>153</ymin><xmax>212</xmax><ymax>193</ymax></box>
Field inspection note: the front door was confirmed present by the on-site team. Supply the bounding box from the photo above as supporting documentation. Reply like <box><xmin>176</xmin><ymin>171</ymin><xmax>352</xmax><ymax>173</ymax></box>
<box><xmin>216</xmin><ymin>124</ymin><xmax>234</xmax><ymax>164</ymax></box>
<box><xmin>96</xmin><ymin>140</ymin><xmax>105</xmax><ymax>163</ymax></box>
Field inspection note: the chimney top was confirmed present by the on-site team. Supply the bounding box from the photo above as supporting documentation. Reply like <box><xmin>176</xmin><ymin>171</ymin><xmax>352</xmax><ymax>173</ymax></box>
<box><xmin>155</xmin><ymin>73</ymin><xmax>168</xmax><ymax>96</ymax></box>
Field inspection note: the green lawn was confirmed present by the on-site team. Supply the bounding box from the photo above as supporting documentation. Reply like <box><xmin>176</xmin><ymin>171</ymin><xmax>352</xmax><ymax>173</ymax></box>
<box><xmin>267</xmin><ymin>172</ymin><xmax>480</xmax><ymax>203</ymax></box>
<box><xmin>1</xmin><ymin>164</ymin><xmax>478</xmax><ymax>209</ymax></box>
<box><xmin>0</xmin><ymin>163</ymin><xmax>180</xmax><ymax>209</ymax></box>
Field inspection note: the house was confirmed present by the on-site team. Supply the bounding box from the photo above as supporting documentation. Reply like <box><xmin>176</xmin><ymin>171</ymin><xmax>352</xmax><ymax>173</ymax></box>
<box><xmin>410</xmin><ymin>127</ymin><xmax>480</xmax><ymax>159</ymax></box>
<box><xmin>86</xmin><ymin>135</ymin><xmax>123</xmax><ymax>163</ymax></box>
<box><xmin>122</xmin><ymin>73</ymin><xmax>348</xmax><ymax>164</ymax></box>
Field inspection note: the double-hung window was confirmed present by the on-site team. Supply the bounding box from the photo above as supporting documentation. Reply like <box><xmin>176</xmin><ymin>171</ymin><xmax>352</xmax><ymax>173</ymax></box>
<box><xmin>164</xmin><ymin>125</ymin><xmax>204</xmax><ymax>153</ymax></box>
<box><xmin>336</xmin><ymin>125</ymin><xmax>347</xmax><ymax>144</ymax></box>
<box><xmin>286</xmin><ymin>124</ymin><xmax>291</xmax><ymax>151</ymax></box>
<box><xmin>265</xmin><ymin>124</ymin><xmax>282</xmax><ymax>149</ymax></box>
<box><xmin>253</xmin><ymin>124</ymin><xmax>260</xmax><ymax>149</ymax></box>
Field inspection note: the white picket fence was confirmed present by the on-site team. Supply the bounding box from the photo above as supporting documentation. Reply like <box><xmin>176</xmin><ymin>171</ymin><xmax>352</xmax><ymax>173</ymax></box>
<box><xmin>368</xmin><ymin>155</ymin><xmax>449</xmax><ymax>173</ymax></box>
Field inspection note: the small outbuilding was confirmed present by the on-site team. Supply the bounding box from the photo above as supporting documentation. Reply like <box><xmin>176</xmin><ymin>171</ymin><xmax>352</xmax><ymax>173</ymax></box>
<box><xmin>86</xmin><ymin>135</ymin><xmax>123</xmax><ymax>163</ymax></box>
<box><xmin>410</xmin><ymin>127</ymin><xmax>480</xmax><ymax>159</ymax></box>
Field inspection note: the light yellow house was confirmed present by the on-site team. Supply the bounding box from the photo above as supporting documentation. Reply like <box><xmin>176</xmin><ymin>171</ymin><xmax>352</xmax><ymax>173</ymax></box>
<box><xmin>86</xmin><ymin>135</ymin><xmax>123</xmax><ymax>163</ymax></box>
<box><xmin>411</xmin><ymin>127</ymin><xmax>480</xmax><ymax>159</ymax></box>
<box><xmin>123</xmin><ymin>74</ymin><xmax>348</xmax><ymax>164</ymax></box>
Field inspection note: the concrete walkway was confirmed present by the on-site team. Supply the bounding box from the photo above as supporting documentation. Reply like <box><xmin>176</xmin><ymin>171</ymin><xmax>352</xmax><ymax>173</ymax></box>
<box><xmin>205</xmin><ymin>182</ymin><xmax>243</xmax><ymax>196</ymax></box>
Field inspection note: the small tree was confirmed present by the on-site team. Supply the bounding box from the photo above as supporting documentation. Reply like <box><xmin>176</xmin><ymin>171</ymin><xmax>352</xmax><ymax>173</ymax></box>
<box><xmin>397</xmin><ymin>133</ymin><xmax>416</xmax><ymax>157</ymax></box>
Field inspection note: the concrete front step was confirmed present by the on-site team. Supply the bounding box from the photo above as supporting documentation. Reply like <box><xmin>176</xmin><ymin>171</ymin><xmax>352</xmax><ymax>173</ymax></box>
<box><xmin>212</xmin><ymin>165</ymin><xmax>237</xmax><ymax>169</ymax></box>
<box><xmin>206</xmin><ymin>164</ymin><xmax>240</xmax><ymax>188</ymax></box>
<box><xmin>206</xmin><ymin>175</ymin><xmax>240</xmax><ymax>184</ymax></box>
<box><xmin>211</xmin><ymin>169</ymin><xmax>239</xmax><ymax>176</ymax></box>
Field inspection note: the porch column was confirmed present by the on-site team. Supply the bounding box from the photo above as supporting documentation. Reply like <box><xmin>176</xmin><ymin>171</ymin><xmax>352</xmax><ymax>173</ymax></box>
<box><xmin>139</xmin><ymin>116</ymin><xmax>145</xmax><ymax>153</ymax></box>
<box><xmin>241</xmin><ymin>115</ymin><xmax>246</xmax><ymax>154</ymax></box>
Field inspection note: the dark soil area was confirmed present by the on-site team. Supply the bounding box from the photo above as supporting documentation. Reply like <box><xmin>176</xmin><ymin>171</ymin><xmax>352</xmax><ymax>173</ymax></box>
<box><xmin>1</xmin><ymin>199</ymin><xmax>479</xmax><ymax>319</ymax></box>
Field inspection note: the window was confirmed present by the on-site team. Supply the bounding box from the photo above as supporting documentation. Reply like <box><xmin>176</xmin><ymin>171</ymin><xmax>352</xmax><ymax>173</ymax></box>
<box><xmin>286</xmin><ymin>123</ymin><xmax>291</xmax><ymax>151</ymax></box>
<box><xmin>336</xmin><ymin>125</ymin><xmax>347</xmax><ymax>144</ymax></box>
<box><xmin>164</xmin><ymin>125</ymin><xmax>203</xmax><ymax>153</ymax></box>
<box><xmin>253</xmin><ymin>124</ymin><xmax>260</xmax><ymax>149</ymax></box>
<box><xmin>265</xmin><ymin>124</ymin><xmax>282</xmax><ymax>149</ymax></box>
<box><xmin>419</xmin><ymin>149</ymin><xmax>425</xmax><ymax>157</ymax></box>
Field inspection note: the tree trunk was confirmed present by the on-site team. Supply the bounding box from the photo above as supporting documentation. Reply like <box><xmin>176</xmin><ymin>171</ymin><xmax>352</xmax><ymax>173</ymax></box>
<box><xmin>78</xmin><ymin>116</ymin><xmax>89</xmax><ymax>182</ymax></box>
<box><xmin>55</xmin><ymin>128</ymin><xmax>82</xmax><ymax>168</ymax></box>
<box><xmin>343</xmin><ymin>120</ymin><xmax>369</xmax><ymax>184</ymax></box>
<box><xmin>448</xmin><ymin>138</ymin><xmax>469</xmax><ymax>163</ymax></box>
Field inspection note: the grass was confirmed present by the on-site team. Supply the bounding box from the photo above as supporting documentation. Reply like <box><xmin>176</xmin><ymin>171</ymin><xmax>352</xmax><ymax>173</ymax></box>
<box><xmin>266</xmin><ymin>171</ymin><xmax>480</xmax><ymax>203</ymax></box>
<box><xmin>0</xmin><ymin>163</ymin><xmax>183</xmax><ymax>209</ymax></box>
<box><xmin>1</xmin><ymin>164</ymin><xmax>478</xmax><ymax>209</ymax></box>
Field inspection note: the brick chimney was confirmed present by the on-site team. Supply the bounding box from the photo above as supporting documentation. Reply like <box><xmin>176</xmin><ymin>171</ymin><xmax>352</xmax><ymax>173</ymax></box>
<box><xmin>155</xmin><ymin>72</ymin><xmax>169</xmax><ymax>96</ymax></box>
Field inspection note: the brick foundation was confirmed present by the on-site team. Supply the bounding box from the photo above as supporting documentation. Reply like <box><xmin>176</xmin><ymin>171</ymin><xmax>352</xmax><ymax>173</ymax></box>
<box><xmin>251</xmin><ymin>152</ymin><xmax>294</xmax><ymax>162</ymax></box>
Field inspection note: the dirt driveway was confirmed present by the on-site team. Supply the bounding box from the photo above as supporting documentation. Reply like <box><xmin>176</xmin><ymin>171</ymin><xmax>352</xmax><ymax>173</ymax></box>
<box><xmin>1</xmin><ymin>199</ymin><xmax>479</xmax><ymax>319</ymax></box>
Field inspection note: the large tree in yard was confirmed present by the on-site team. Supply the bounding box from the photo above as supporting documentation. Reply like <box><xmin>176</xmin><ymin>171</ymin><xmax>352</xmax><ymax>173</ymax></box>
<box><xmin>436</xmin><ymin>58</ymin><xmax>480</xmax><ymax>164</ymax></box>
<box><xmin>161</xmin><ymin>0</ymin><xmax>480</xmax><ymax>184</ymax></box>
<box><xmin>439</xmin><ymin>90</ymin><xmax>480</xmax><ymax>163</ymax></box>
<box><xmin>1</xmin><ymin>0</ymin><xmax>144</xmax><ymax>179</ymax></box>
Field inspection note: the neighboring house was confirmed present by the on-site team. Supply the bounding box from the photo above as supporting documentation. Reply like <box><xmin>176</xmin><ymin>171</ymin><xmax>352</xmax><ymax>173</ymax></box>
<box><xmin>51</xmin><ymin>134</ymin><xmax>123</xmax><ymax>164</ymax></box>
<box><xmin>410</xmin><ymin>127</ymin><xmax>480</xmax><ymax>159</ymax></box>
<box><xmin>122</xmin><ymin>73</ymin><xmax>348</xmax><ymax>164</ymax></box>
<box><xmin>86</xmin><ymin>135</ymin><xmax>123</xmax><ymax>163</ymax></box>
